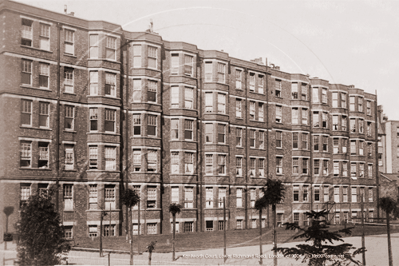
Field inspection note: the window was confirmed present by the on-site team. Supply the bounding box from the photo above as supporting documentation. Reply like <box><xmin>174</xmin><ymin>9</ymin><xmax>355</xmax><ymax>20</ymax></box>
<box><xmin>292</xmin><ymin>132</ymin><xmax>298</xmax><ymax>149</ymax></box>
<box><xmin>89</xmin><ymin>34</ymin><xmax>99</xmax><ymax>58</ymax></box>
<box><xmin>351</xmin><ymin>163</ymin><xmax>357</xmax><ymax>178</ymax></box>
<box><xmin>314</xmin><ymin>135</ymin><xmax>319</xmax><ymax>152</ymax></box>
<box><xmin>89</xmin><ymin>146</ymin><xmax>98</xmax><ymax>169</ymax></box>
<box><xmin>342</xmin><ymin>162</ymin><xmax>348</xmax><ymax>177</ymax></box>
<box><xmin>184</xmin><ymin>222</ymin><xmax>193</xmax><ymax>232</ymax></box>
<box><xmin>293</xmin><ymin>213</ymin><xmax>299</xmax><ymax>225</ymax></box>
<box><xmin>236</xmin><ymin>220</ymin><xmax>243</xmax><ymax>229</ymax></box>
<box><xmin>65</xmin><ymin>105</ymin><xmax>74</xmax><ymax>130</ymax></box>
<box><xmin>334</xmin><ymin>161</ymin><xmax>339</xmax><ymax>176</ymax></box>
<box><xmin>321</xmin><ymin>88</ymin><xmax>327</xmax><ymax>103</ymax></box>
<box><xmin>104</xmin><ymin>225</ymin><xmax>116</xmax><ymax>237</ymax></box>
<box><xmin>350</xmin><ymin>96</ymin><xmax>355</xmax><ymax>111</ymax></box>
<box><xmin>205</xmin><ymin>92</ymin><xmax>213</xmax><ymax>112</ymax></box>
<box><xmin>293</xmin><ymin>158</ymin><xmax>299</xmax><ymax>174</ymax></box>
<box><xmin>332</xmin><ymin>116</ymin><xmax>338</xmax><ymax>131</ymax></box>
<box><xmin>184</xmin><ymin>120</ymin><xmax>193</xmax><ymax>140</ymax></box>
<box><xmin>250</xmin><ymin>101</ymin><xmax>255</xmax><ymax>120</ymax></box>
<box><xmin>236</xmin><ymin>99</ymin><xmax>242</xmax><ymax>118</ymax></box>
<box><xmin>65</xmin><ymin>145</ymin><xmax>74</xmax><ymax>170</ymax></box>
<box><xmin>359</xmin><ymin>163</ymin><xmax>364</xmax><ymax>178</ymax></box>
<box><xmin>313</xmin><ymin>112</ymin><xmax>319</xmax><ymax>128</ymax></box>
<box><xmin>64</xmin><ymin>184</ymin><xmax>73</xmax><ymax>210</ymax></box>
<box><xmin>341</xmin><ymin>93</ymin><xmax>347</xmax><ymax>108</ymax></box>
<box><xmin>351</xmin><ymin>187</ymin><xmax>357</xmax><ymax>202</ymax></box>
<box><xmin>89</xmin><ymin>225</ymin><xmax>98</xmax><ymax>237</ymax></box>
<box><xmin>38</xmin><ymin>142</ymin><xmax>49</xmax><ymax>168</ymax></box>
<box><xmin>105</xmin><ymin>109</ymin><xmax>116</xmax><ymax>132</ymax></box>
<box><xmin>314</xmin><ymin>186</ymin><xmax>320</xmax><ymax>201</ymax></box>
<box><xmin>236</xmin><ymin>157</ymin><xmax>243</xmax><ymax>176</ymax></box>
<box><xmin>276</xmin><ymin>157</ymin><xmax>283</xmax><ymax>174</ymax></box>
<box><xmin>171</xmin><ymin>152</ymin><xmax>179</xmax><ymax>174</ymax></box>
<box><xmin>342</xmin><ymin>138</ymin><xmax>348</xmax><ymax>154</ymax></box>
<box><xmin>218</xmin><ymin>124</ymin><xmax>225</xmax><ymax>143</ymax></box>
<box><xmin>301</xmin><ymin>83</ymin><xmax>308</xmax><ymax>100</ymax></box>
<box><xmin>105</xmin><ymin>36</ymin><xmax>116</xmax><ymax>60</ymax></box>
<box><xmin>38</xmin><ymin>63</ymin><xmax>50</xmax><ymax>88</ymax></box>
<box><xmin>249</xmin><ymin>73</ymin><xmax>255</xmax><ymax>92</ymax></box>
<box><xmin>147</xmin><ymin>223</ymin><xmax>157</xmax><ymax>234</ymax></box>
<box><xmin>291</xmin><ymin>83</ymin><xmax>298</xmax><ymax>99</ymax></box>
<box><xmin>147</xmin><ymin>115</ymin><xmax>157</xmax><ymax>136</ymax></box>
<box><xmin>147</xmin><ymin>150</ymin><xmax>157</xmax><ymax>172</ymax></box>
<box><xmin>218</xmin><ymin>188</ymin><xmax>226</xmax><ymax>208</ymax></box>
<box><xmin>105</xmin><ymin>146</ymin><xmax>116</xmax><ymax>171</ymax></box>
<box><xmin>259</xmin><ymin>103</ymin><xmax>264</xmax><ymax>122</ymax></box>
<box><xmin>235</xmin><ymin>128</ymin><xmax>242</xmax><ymax>147</ymax></box>
<box><xmin>333</xmin><ymin>138</ymin><xmax>339</xmax><ymax>154</ymax></box>
<box><xmin>302</xmin><ymin>158</ymin><xmax>309</xmax><ymax>174</ymax></box>
<box><xmin>20</xmin><ymin>141</ymin><xmax>32</xmax><ymax>167</ymax></box>
<box><xmin>64</xmin><ymin>29</ymin><xmax>74</xmax><ymax>54</ymax></box>
<box><xmin>259</xmin><ymin>131</ymin><xmax>264</xmax><ymax>149</ymax></box>
<box><xmin>185</xmin><ymin>152</ymin><xmax>194</xmax><ymax>174</ymax></box>
<box><xmin>205</xmin><ymin>123</ymin><xmax>213</xmax><ymax>143</ymax></box>
<box><xmin>293</xmin><ymin>185</ymin><xmax>299</xmax><ymax>202</ymax></box>
<box><xmin>322</xmin><ymin>136</ymin><xmax>328</xmax><ymax>152</ymax></box>
<box><xmin>350</xmin><ymin>118</ymin><xmax>356</xmax><ymax>133</ymax></box>
<box><xmin>147</xmin><ymin>187</ymin><xmax>157</xmax><ymax>208</ymax></box>
<box><xmin>64</xmin><ymin>67</ymin><xmax>74</xmax><ymax>93</ymax></box>
<box><xmin>236</xmin><ymin>188</ymin><xmax>243</xmax><ymax>207</ymax></box>
<box><xmin>133</xmin><ymin>45</ymin><xmax>142</xmax><ymax>68</ymax></box>
<box><xmin>236</xmin><ymin>69</ymin><xmax>242</xmax><ymax>89</ymax></box>
<box><xmin>206</xmin><ymin>221</ymin><xmax>214</xmax><ymax>231</ymax></box>
<box><xmin>342</xmin><ymin>116</ymin><xmax>347</xmax><ymax>131</ymax></box>
<box><xmin>258</xmin><ymin>75</ymin><xmax>264</xmax><ymax>94</ymax></box>
<box><xmin>276</xmin><ymin>131</ymin><xmax>282</xmax><ymax>148</ymax></box>
<box><xmin>367</xmin><ymin>101</ymin><xmax>372</xmax><ymax>116</ymax></box>
<box><xmin>104</xmin><ymin>73</ymin><xmax>117</xmax><ymax>97</ymax></box>
<box><xmin>171</xmin><ymin>187</ymin><xmax>179</xmax><ymax>204</ymax></box>
<box><xmin>334</xmin><ymin>187</ymin><xmax>340</xmax><ymax>202</ymax></box>
<box><xmin>21</xmin><ymin>59</ymin><xmax>32</xmax><ymax>85</ymax></box>
<box><xmin>218</xmin><ymin>155</ymin><xmax>226</xmax><ymax>175</ymax></box>
<box><xmin>368</xmin><ymin>143</ymin><xmax>373</xmax><ymax>157</ymax></box>
<box><xmin>368</xmin><ymin>164</ymin><xmax>373</xmax><ymax>178</ymax></box>
<box><xmin>170</xmin><ymin>53</ymin><xmax>179</xmax><ymax>74</ymax></box>
<box><xmin>21</xmin><ymin>18</ymin><xmax>33</xmax><ymax>46</ymax></box>
<box><xmin>314</xmin><ymin>159</ymin><xmax>320</xmax><ymax>175</ymax></box>
<box><xmin>218</xmin><ymin>93</ymin><xmax>226</xmax><ymax>114</ymax></box>
<box><xmin>358</xmin><ymin>97</ymin><xmax>363</xmax><ymax>112</ymax></box>
<box><xmin>359</xmin><ymin>119</ymin><xmax>364</xmax><ymax>134</ymax></box>
<box><xmin>205</xmin><ymin>62</ymin><xmax>213</xmax><ymax>82</ymax></box>
<box><xmin>343</xmin><ymin>187</ymin><xmax>348</xmax><ymax>202</ymax></box>
<box><xmin>332</xmin><ymin>92</ymin><xmax>338</xmax><ymax>107</ymax></box>
<box><xmin>249</xmin><ymin>130</ymin><xmax>255</xmax><ymax>148</ymax></box>
<box><xmin>292</xmin><ymin>108</ymin><xmax>299</xmax><ymax>124</ymax></box>
<box><xmin>147</xmin><ymin>80</ymin><xmax>157</xmax><ymax>102</ymax></box>
<box><xmin>249</xmin><ymin>158</ymin><xmax>255</xmax><ymax>177</ymax></box>
<box><xmin>359</xmin><ymin>141</ymin><xmax>364</xmax><ymax>155</ymax></box>
<box><xmin>368</xmin><ymin>188</ymin><xmax>373</xmax><ymax>202</ymax></box>
<box><xmin>133</xmin><ymin>149</ymin><xmax>141</xmax><ymax>172</ymax></box>
<box><xmin>90</xmin><ymin>71</ymin><xmax>99</xmax><ymax>96</ymax></box>
<box><xmin>206</xmin><ymin>188</ymin><xmax>213</xmax><ymax>208</ymax></box>
<box><xmin>148</xmin><ymin>46</ymin><xmax>157</xmax><ymax>69</ymax></box>
<box><xmin>323</xmin><ymin>160</ymin><xmax>328</xmax><ymax>175</ymax></box>
<box><xmin>259</xmin><ymin>159</ymin><xmax>265</xmax><ymax>177</ymax></box>
<box><xmin>351</xmin><ymin>140</ymin><xmax>356</xmax><ymax>155</ymax></box>
<box><xmin>170</xmin><ymin>85</ymin><xmax>179</xmax><ymax>107</ymax></box>
<box><xmin>275</xmin><ymin>80</ymin><xmax>281</xmax><ymax>97</ymax></box>
<box><xmin>205</xmin><ymin>154</ymin><xmax>213</xmax><ymax>175</ymax></box>
<box><xmin>39</xmin><ymin>102</ymin><xmax>49</xmax><ymax>128</ymax></box>
<box><xmin>171</xmin><ymin>119</ymin><xmax>179</xmax><ymax>140</ymax></box>
<box><xmin>250</xmin><ymin>189</ymin><xmax>256</xmax><ymax>207</ymax></box>
<box><xmin>89</xmin><ymin>108</ymin><xmax>98</xmax><ymax>131</ymax></box>
<box><xmin>302</xmin><ymin>109</ymin><xmax>308</xmax><ymax>125</ymax></box>
<box><xmin>322</xmin><ymin>112</ymin><xmax>328</xmax><ymax>128</ymax></box>
<box><xmin>324</xmin><ymin>186</ymin><xmax>329</xmax><ymax>202</ymax></box>
<box><xmin>367</xmin><ymin>122</ymin><xmax>372</xmax><ymax>137</ymax></box>
<box><xmin>21</xmin><ymin>100</ymin><xmax>32</xmax><ymax>126</ymax></box>
<box><xmin>276</xmin><ymin>105</ymin><xmax>282</xmax><ymax>123</ymax></box>
<box><xmin>217</xmin><ymin>63</ymin><xmax>226</xmax><ymax>83</ymax></box>
<box><xmin>184</xmin><ymin>55</ymin><xmax>193</xmax><ymax>76</ymax></box>
<box><xmin>185</xmin><ymin>187</ymin><xmax>194</xmax><ymax>208</ymax></box>
<box><xmin>184</xmin><ymin>87</ymin><xmax>194</xmax><ymax>108</ymax></box>
<box><xmin>312</xmin><ymin>88</ymin><xmax>319</xmax><ymax>103</ymax></box>
<box><xmin>20</xmin><ymin>184</ymin><xmax>31</xmax><ymax>205</ymax></box>
<box><xmin>302</xmin><ymin>133</ymin><xmax>308</xmax><ymax>150</ymax></box>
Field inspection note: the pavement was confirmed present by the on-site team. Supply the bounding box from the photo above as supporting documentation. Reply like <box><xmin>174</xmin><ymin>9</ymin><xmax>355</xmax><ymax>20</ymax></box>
<box><xmin>1</xmin><ymin>233</ymin><xmax>399</xmax><ymax>265</ymax></box>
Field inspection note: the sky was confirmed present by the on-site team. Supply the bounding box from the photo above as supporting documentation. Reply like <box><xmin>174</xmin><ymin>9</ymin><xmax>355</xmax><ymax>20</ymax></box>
<box><xmin>15</xmin><ymin>0</ymin><xmax>399</xmax><ymax>120</ymax></box>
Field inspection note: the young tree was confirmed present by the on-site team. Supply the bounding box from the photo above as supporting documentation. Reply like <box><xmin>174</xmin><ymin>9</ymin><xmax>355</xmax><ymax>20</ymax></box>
<box><xmin>169</xmin><ymin>203</ymin><xmax>182</xmax><ymax>261</ymax></box>
<box><xmin>275</xmin><ymin>210</ymin><xmax>364</xmax><ymax>266</ymax></box>
<box><xmin>121</xmin><ymin>188</ymin><xmax>140</xmax><ymax>265</ymax></box>
<box><xmin>255</xmin><ymin>197</ymin><xmax>267</xmax><ymax>264</ymax></box>
<box><xmin>379</xmin><ymin>197</ymin><xmax>397</xmax><ymax>266</ymax></box>
<box><xmin>260</xmin><ymin>178</ymin><xmax>285</xmax><ymax>266</ymax></box>
<box><xmin>17</xmin><ymin>186</ymin><xmax>70</xmax><ymax>265</ymax></box>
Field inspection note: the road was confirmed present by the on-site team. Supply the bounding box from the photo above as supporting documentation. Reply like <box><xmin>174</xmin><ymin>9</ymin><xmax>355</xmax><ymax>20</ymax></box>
<box><xmin>1</xmin><ymin>233</ymin><xmax>398</xmax><ymax>265</ymax></box>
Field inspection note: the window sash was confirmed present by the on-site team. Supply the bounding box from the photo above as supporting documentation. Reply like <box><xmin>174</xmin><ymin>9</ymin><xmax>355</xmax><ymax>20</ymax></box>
<box><xmin>171</xmin><ymin>86</ymin><xmax>179</xmax><ymax>107</ymax></box>
<box><xmin>184</xmin><ymin>87</ymin><xmax>193</xmax><ymax>108</ymax></box>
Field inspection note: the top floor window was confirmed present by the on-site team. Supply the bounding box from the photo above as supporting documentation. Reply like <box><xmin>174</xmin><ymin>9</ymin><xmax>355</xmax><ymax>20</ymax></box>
<box><xmin>236</xmin><ymin>69</ymin><xmax>242</xmax><ymax>89</ymax></box>
<box><xmin>350</xmin><ymin>96</ymin><xmax>355</xmax><ymax>111</ymax></box>
<box><xmin>358</xmin><ymin>97</ymin><xmax>363</xmax><ymax>112</ymax></box>
<box><xmin>148</xmin><ymin>46</ymin><xmax>157</xmax><ymax>69</ymax></box>
<box><xmin>205</xmin><ymin>62</ymin><xmax>212</xmax><ymax>82</ymax></box>
<box><xmin>258</xmin><ymin>75</ymin><xmax>264</xmax><ymax>94</ymax></box>
<box><xmin>64</xmin><ymin>29</ymin><xmax>74</xmax><ymax>55</ymax></box>
<box><xmin>367</xmin><ymin>101</ymin><xmax>372</xmax><ymax>116</ymax></box>
<box><xmin>171</xmin><ymin>53</ymin><xmax>179</xmax><ymax>74</ymax></box>
<box><xmin>275</xmin><ymin>80</ymin><xmax>281</xmax><ymax>97</ymax></box>
<box><xmin>106</xmin><ymin>36</ymin><xmax>116</xmax><ymax>60</ymax></box>
<box><xmin>249</xmin><ymin>73</ymin><xmax>255</xmax><ymax>92</ymax></box>
<box><xmin>217</xmin><ymin>63</ymin><xmax>226</xmax><ymax>83</ymax></box>
<box><xmin>312</xmin><ymin>88</ymin><xmax>319</xmax><ymax>103</ymax></box>
<box><xmin>301</xmin><ymin>84</ymin><xmax>308</xmax><ymax>100</ymax></box>
<box><xmin>332</xmin><ymin>92</ymin><xmax>338</xmax><ymax>108</ymax></box>
<box><xmin>133</xmin><ymin>45</ymin><xmax>142</xmax><ymax>68</ymax></box>
<box><xmin>21</xmin><ymin>18</ymin><xmax>33</xmax><ymax>46</ymax></box>
<box><xmin>341</xmin><ymin>93</ymin><xmax>347</xmax><ymax>108</ymax></box>
<box><xmin>292</xmin><ymin>83</ymin><xmax>298</xmax><ymax>99</ymax></box>
<box><xmin>39</xmin><ymin>23</ymin><xmax>50</xmax><ymax>51</ymax></box>
<box><xmin>184</xmin><ymin>55</ymin><xmax>193</xmax><ymax>76</ymax></box>
<box><xmin>89</xmin><ymin>34</ymin><xmax>99</xmax><ymax>58</ymax></box>
<box><xmin>321</xmin><ymin>88</ymin><xmax>327</xmax><ymax>103</ymax></box>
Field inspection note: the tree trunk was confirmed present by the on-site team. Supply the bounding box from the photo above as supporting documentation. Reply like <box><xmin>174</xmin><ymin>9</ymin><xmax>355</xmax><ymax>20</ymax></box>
<box><xmin>387</xmin><ymin>212</ymin><xmax>393</xmax><ymax>266</ymax></box>
<box><xmin>259</xmin><ymin>209</ymin><xmax>263</xmax><ymax>265</ymax></box>
<box><xmin>273</xmin><ymin>204</ymin><xmax>277</xmax><ymax>266</ymax></box>
<box><xmin>130</xmin><ymin>207</ymin><xmax>134</xmax><ymax>265</ymax></box>
<box><xmin>172</xmin><ymin>214</ymin><xmax>176</xmax><ymax>261</ymax></box>
<box><xmin>148</xmin><ymin>251</ymin><xmax>152</xmax><ymax>265</ymax></box>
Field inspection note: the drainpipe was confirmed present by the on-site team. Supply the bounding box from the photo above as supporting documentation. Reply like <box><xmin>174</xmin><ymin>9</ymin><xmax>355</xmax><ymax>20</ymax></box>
<box><xmin>265</xmin><ymin>61</ymin><xmax>270</xmax><ymax>228</ymax></box>
<box><xmin>374</xmin><ymin>90</ymin><xmax>379</xmax><ymax>219</ymax></box>
<box><xmin>244</xmin><ymin>68</ymin><xmax>248</xmax><ymax>229</ymax></box>
<box><xmin>55</xmin><ymin>22</ymin><xmax>62</xmax><ymax>212</ymax></box>
<box><xmin>197</xmin><ymin>57</ymin><xmax>203</xmax><ymax>232</ymax></box>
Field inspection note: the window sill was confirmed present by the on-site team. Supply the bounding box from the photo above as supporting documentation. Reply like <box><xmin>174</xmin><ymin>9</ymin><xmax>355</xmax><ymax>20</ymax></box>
<box><xmin>64</xmin><ymin>130</ymin><xmax>76</xmax><ymax>133</ymax></box>
<box><xmin>104</xmin><ymin>95</ymin><xmax>120</xmax><ymax>100</ymax></box>
<box><xmin>236</xmin><ymin>146</ymin><xmax>244</xmax><ymax>149</ymax></box>
<box><xmin>63</xmin><ymin>91</ymin><xmax>76</xmax><ymax>95</ymax></box>
<box><xmin>103</xmin><ymin>132</ymin><xmax>121</xmax><ymax>136</ymax></box>
<box><xmin>86</xmin><ymin>209</ymin><xmax>121</xmax><ymax>212</ymax></box>
<box><xmin>20</xmin><ymin>45</ymin><xmax>53</xmax><ymax>53</ymax></box>
<box><xmin>20</xmin><ymin>85</ymin><xmax>51</xmax><ymax>91</ymax></box>
<box><xmin>146</xmin><ymin>208</ymin><xmax>162</xmax><ymax>211</ymax></box>
<box><xmin>19</xmin><ymin>167</ymin><xmax>52</xmax><ymax>170</ymax></box>
<box><xmin>100</xmin><ymin>58</ymin><xmax>121</xmax><ymax>64</ymax></box>
<box><xmin>64</xmin><ymin>53</ymin><xmax>77</xmax><ymax>58</ymax></box>
<box><xmin>236</xmin><ymin>117</ymin><xmax>244</xmax><ymax>120</ymax></box>
<box><xmin>20</xmin><ymin>125</ymin><xmax>52</xmax><ymax>130</ymax></box>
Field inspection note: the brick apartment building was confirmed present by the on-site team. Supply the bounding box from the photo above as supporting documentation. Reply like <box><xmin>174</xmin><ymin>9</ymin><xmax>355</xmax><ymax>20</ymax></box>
<box><xmin>0</xmin><ymin>0</ymin><xmax>379</xmax><ymax>240</ymax></box>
